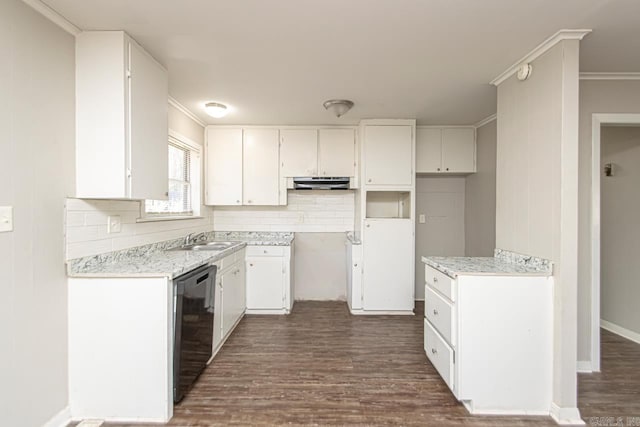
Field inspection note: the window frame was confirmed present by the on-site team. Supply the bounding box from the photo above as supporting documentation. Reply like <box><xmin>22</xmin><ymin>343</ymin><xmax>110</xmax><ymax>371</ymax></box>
<box><xmin>138</xmin><ymin>130</ymin><xmax>203</xmax><ymax>222</ymax></box>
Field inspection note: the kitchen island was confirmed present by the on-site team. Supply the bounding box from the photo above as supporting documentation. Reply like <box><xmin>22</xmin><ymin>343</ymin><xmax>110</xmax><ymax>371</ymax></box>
<box><xmin>421</xmin><ymin>249</ymin><xmax>554</xmax><ymax>416</ymax></box>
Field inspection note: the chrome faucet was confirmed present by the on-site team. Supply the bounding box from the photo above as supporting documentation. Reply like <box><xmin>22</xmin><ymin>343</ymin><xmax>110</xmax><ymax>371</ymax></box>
<box><xmin>184</xmin><ymin>232</ymin><xmax>207</xmax><ymax>245</ymax></box>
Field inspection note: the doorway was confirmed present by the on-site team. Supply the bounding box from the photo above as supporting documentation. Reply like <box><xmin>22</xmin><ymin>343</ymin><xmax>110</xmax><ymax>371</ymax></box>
<box><xmin>590</xmin><ymin>114</ymin><xmax>640</xmax><ymax>371</ymax></box>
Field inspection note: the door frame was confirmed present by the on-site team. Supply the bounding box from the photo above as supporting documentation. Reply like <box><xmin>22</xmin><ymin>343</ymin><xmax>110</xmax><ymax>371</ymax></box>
<box><xmin>590</xmin><ymin>113</ymin><xmax>640</xmax><ymax>372</ymax></box>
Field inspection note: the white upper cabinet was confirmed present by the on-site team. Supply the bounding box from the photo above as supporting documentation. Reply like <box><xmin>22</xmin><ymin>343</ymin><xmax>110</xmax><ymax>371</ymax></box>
<box><xmin>442</xmin><ymin>128</ymin><xmax>475</xmax><ymax>172</ymax></box>
<box><xmin>205</xmin><ymin>128</ymin><xmax>243</xmax><ymax>205</ymax></box>
<box><xmin>243</xmin><ymin>129</ymin><xmax>280</xmax><ymax>205</ymax></box>
<box><xmin>318</xmin><ymin>129</ymin><xmax>356</xmax><ymax>177</ymax></box>
<box><xmin>280</xmin><ymin>129</ymin><xmax>318</xmax><ymax>176</ymax></box>
<box><xmin>76</xmin><ymin>31</ymin><xmax>168</xmax><ymax>200</ymax></box>
<box><xmin>363</xmin><ymin>125</ymin><xmax>413</xmax><ymax>186</ymax></box>
<box><xmin>416</xmin><ymin>127</ymin><xmax>475</xmax><ymax>173</ymax></box>
<box><xmin>416</xmin><ymin>128</ymin><xmax>442</xmax><ymax>173</ymax></box>
<box><xmin>280</xmin><ymin>128</ymin><xmax>356</xmax><ymax>178</ymax></box>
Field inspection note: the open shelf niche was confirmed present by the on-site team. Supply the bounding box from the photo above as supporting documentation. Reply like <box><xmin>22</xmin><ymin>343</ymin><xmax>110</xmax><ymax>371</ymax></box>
<box><xmin>365</xmin><ymin>191</ymin><xmax>411</xmax><ymax>219</ymax></box>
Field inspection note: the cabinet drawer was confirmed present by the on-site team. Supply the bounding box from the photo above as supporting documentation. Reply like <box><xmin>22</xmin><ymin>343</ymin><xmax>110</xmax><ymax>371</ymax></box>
<box><xmin>425</xmin><ymin>285</ymin><xmax>455</xmax><ymax>347</ymax></box>
<box><xmin>246</xmin><ymin>246</ymin><xmax>284</xmax><ymax>257</ymax></box>
<box><xmin>425</xmin><ymin>265</ymin><xmax>456</xmax><ymax>301</ymax></box>
<box><xmin>218</xmin><ymin>252</ymin><xmax>236</xmax><ymax>271</ymax></box>
<box><xmin>424</xmin><ymin>319</ymin><xmax>455</xmax><ymax>393</ymax></box>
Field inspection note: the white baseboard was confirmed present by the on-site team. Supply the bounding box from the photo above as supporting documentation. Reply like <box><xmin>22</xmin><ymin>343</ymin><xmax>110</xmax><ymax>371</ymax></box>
<box><xmin>550</xmin><ymin>403</ymin><xmax>585</xmax><ymax>425</ymax></box>
<box><xmin>349</xmin><ymin>310</ymin><xmax>414</xmax><ymax>316</ymax></box>
<box><xmin>43</xmin><ymin>406</ymin><xmax>71</xmax><ymax>427</ymax></box>
<box><xmin>576</xmin><ymin>360</ymin><xmax>593</xmax><ymax>373</ymax></box>
<box><xmin>600</xmin><ymin>319</ymin><xmax>640</xmax><ymax>344</ymax></box>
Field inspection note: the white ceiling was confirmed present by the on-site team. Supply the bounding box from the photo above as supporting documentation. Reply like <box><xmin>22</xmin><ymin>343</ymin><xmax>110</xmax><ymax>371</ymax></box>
<box><xmin>43</xmin><ymin>0</ymin><xmax>640</xmax><ymax>125</ymax></box>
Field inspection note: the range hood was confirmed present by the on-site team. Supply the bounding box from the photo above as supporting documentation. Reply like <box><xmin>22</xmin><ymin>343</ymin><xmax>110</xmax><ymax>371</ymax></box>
<box><xmin>293</xmin><ymin>177</ymin><xmax>351</xmax><ymax>190</ymax></box>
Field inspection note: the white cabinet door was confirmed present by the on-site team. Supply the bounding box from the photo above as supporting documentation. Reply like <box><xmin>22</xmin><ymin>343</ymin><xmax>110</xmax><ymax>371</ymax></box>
<box><xmin>362</xmin><ymin>219</ymin><xmax>413</xmax><ymax>311</ymax></box>
<box><xmin>280</xmin><ymin>129</ymin><xmax>318</xmax><ymax>177</ymax></box>
<box><xmin>243</xmin><ymin>129</ymin><xmax>280</xmax><ymax>205</ymax></box>
<box><xmin>442</xmin><ymin>128</ymin><xmax>475</xmax><ymax>173</ymax></box>
<box><xmin>246</xmin><ymin>257</ymin><xmax>284</xmax><ymax>310</ymax></box>
<box><xmin>212</xmin><ymin>279</ymin><xmax>223</xmax><ymax>351</ymax></box>
<box><xmin>318</xmin><ymin>129</ymin><xmax>355</xmax><ymax>177</ymax></box>
<box><xmin>221</xmin><ymin>263</ymin><xmax>244</xmax><ymax>338</ymax></box>
<box><xmin>129</xmin><ymin>41</ymin><xmax>169</xmax><ymax>201</ymax></box>
<box><xmin>205</xmin><ymin>128</ymin><xmax>243</xmax><ymax>205</ymax></box>
<box><xmin>416</xmin><ymin>128</ymin><xmax>442</xmax><ymax>173</ymax></box>
<box><xmin>364</xmin><ymin>125</ymin><xmax>413</xmax><ymax>186</ymax></box>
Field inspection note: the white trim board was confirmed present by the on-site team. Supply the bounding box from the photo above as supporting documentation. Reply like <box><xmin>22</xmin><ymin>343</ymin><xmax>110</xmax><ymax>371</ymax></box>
<box><xmin>549</xmin><ymin>403</ymin><xmax>585</xmax><ymax>426</ymax></box>
<box><xmin>43</xmin><ymin>406</ymin><xmax>72</xmax><ymax>427</ymax></box>
<box><xmin>474</xmin><ymin>114</ymin><xmax>497</xmax><ymax>128</ymax></box>
<box><xmin>21</xmin><ymin>0</ymin><xmax>81</xmax><ymax>35</ymax></box>
<box><xmin>590</xmin><ymin>113</ymin><xmax>640</xmax><ymax>374</ymax></box>
<box><xmin>601</xmin><ymin>320</ymin><xmax>640</xmax><ymax>345</ymax></box>
<box><xmin>168</xmin><ymin>97</ymin><xmax>207</xmax><ymax>128</ymax></box>
<box><xmin>490</xmin><ymin>29</ymin><xmax>591</xmax><ymax>86</ymax></box>
<box><xmin>580</xmin><ymin>72</ymin><xmax>640</xmax><ymax>80</ymax></box>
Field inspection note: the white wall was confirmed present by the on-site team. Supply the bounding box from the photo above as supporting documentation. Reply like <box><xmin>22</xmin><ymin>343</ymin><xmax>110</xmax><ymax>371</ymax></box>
<box><xmin>496</xmin><ymin>40</ymin><xmax>580</xmax><ymax>413</ymax></box>
<box><xmin>65</xmin><ymin>103</ymin><xmax>210</xmax><ymax>260</ymax></box>
<box><xmin>577</xmin><ymin>80</ymin><xmax>640</xmax><ymax>361</ymax></box>
<box><xmin>600</xmin><ymin>126</ymin><xmax>640</xmax><ymax>336</ymax></box>
<box><xmin>0</xmin><ymin>1</ymin><xmax>75</xmax><ymax>425</ymax></box>
<box><xmin>212</xmin><ymin>190</ymin><xmax>354</xmax><ymax>232</ymax></box>
<box><xmin>414</xmin><ymin>177</ymin><xmax>465</xmax><ymax>299</ymax></box>
<box><xmin>294</xmin><ymin>233</ymin><xmax>347</xmax><ymax>301</ymax></box>
<box><xmin>465</xmin><ymin>120</ymin><xmax>496</xmax><ymax>257</ymax></box>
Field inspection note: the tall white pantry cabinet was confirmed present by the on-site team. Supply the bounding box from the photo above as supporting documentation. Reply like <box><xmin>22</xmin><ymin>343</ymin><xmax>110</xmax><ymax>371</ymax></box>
<box><xmin>349</xmin><ymin>120</ymin><xmax>416</xmax><ymax>314</ymax></box>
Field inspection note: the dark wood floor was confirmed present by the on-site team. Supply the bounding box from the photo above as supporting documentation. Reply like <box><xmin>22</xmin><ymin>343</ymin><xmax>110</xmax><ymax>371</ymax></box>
<box><xmin>98</xmin><ymin>302</ymin><xmax>639</xmax><ymax>426</ymax></box>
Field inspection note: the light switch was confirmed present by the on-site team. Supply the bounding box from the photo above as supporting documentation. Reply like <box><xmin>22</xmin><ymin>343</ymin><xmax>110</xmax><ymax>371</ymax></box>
<box><xmin>0</xmin><ymin>206</ymin><xmax>13</xmax><ymax>232</ymax></box>
<box><xmin>107</xmin><ymin>215</ymin><xmax>121</xmax><ymax>233</ymax></box>
<box><xmin>419</xmin><ymin>214</ymin><xmax>426</xmax><ymax>224</ymax></box>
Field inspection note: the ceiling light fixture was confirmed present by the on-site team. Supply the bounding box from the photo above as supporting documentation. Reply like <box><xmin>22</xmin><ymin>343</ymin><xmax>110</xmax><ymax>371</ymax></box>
<box><xmin>323</xmin><ymin>99</ymin><xmax>354</xmax><ymax>118</ymax></box>
<box><xmin>205</xmin><ymin>102</ymin><xmax>228</xmax><ymax>118</ymax></box>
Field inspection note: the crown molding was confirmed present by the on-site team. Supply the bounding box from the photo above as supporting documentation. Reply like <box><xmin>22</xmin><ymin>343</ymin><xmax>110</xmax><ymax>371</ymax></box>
<box><xmin>168</xmin><ymin>96</ymin><xmax>207</xmax><ymax>128</ymax></box>
<box><xmin>474</xmin><ymin>114</ymin><xmax>497</xmax><ymax>129</ymax></box>
<box><xmin>580</xmin><ymin>72</ymin><xmax>640</xmax><ymax>80</ymax></box>
<box><xmin>21</xmin><ymin>0</ymin><xmax>81</xmax><ymax>36</ymax></box>
<box><xmin>490</xmin><ymin>29</ymin><xmax>591</xmax><ymax>86</ymax></box>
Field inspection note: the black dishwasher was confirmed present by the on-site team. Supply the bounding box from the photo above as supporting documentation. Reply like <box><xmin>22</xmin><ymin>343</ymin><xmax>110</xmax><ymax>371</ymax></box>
<box><xmin>173</xmin><ymin>264</ymin><xmax>217</xmax><ymax>403</ymax></box>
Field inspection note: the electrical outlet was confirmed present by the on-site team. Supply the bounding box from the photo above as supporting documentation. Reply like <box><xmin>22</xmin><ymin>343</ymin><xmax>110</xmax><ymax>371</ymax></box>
<box><xmin>419</xmin><ymin>214</ymin><xmax>426</xmax><ymax>224</ymax></box>
<box><xmin>0</xmin><ymin>206</ymin><xmax>13</xmax><ymax>232</ymax></box>
<box><xmin>107</xmin><ymin>215</ymin><xmax>121</xmax><ymax>233</ymax></box>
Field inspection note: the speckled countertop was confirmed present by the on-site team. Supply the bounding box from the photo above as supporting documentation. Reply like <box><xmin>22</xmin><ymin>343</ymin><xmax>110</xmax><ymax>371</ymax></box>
<box><xmin>67</xmin><ymin>231</ymin><xmax>294</xmax><ymax>279</ymax></box>
<box><xmin>422</xmin><ymin>249</ymin><xmax>552</xmax><ymax>278</ymax></box>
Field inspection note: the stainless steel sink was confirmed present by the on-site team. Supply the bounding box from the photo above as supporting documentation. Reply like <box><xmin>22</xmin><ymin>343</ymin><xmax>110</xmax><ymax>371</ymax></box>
<box><xmin>167</xmin><ymin>241</ymin><xmax>239</xmax><ymax>252</ymax></box>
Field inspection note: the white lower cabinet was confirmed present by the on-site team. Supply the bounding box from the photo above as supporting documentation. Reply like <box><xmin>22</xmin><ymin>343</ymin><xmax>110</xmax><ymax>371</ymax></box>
<box><xmin>212</xmin><ymin>249</ymin><xmax>246</xmax><ymax>355</ymax></box>
<box><xmin>423</xmin><ymin>264</ymin><xmax>553</xmax><ymax>415</ymax></box>
<box><xmin>346</xmin><ymin>242</ymin><xmax>363</xmax><ymax>311</ymax></box>
<box><xmin>245</xmin><ymin>244</ymin><xmax>294</xmax><ymax>314</ymax></box>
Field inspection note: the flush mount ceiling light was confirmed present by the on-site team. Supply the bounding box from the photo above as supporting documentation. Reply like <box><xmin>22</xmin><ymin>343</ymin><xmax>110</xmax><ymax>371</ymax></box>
<box><xmin>323</xmin><ymin>99</ymin><xmax>354</xmax><ymax>118</ymax></box>
<box><xmin>205</xmin><ymin>102</ymin><xmax>228</xmax><ymax>118</ymax></box>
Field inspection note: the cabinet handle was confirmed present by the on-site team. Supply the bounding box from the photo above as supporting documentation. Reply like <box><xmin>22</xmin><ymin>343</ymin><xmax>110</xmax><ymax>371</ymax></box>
<box><xmin>433</xmin><ymin>309</ymin><xmax>439</xmax><ymax>316</ymax></box>
<box><xmin>236</xmin><ymin>200</ymin><xmax>240</xmax><ymax>204</ymax></box>
<box><xmin>366</xmin><ymin>224</ymin><xmax>370</xmax><ymax>228</ymax></box>
<box><xmin>249</xmin><ymin>263</ymin><xmax>253</xmax><ymax>267</ymax></box>
<box><xmin>433</xmin><ymin>277</ymin><xmax>438</xmax><ymax>283</ymax></box>
<box><xmin>437</xmin><ymin>168</ymin><xmax>441</xmax><ymax>171</ymax></box>
<box><xmin>165</xmin><ymin>191</ymin><xmax>169</xmax><ymax>197</ymax></box>
<box><xmin>263</xmin><ymin>250</ymin><xmax>267</xmax><ymax>254</ymax></box>
<box><xmin>446</xmin><ymin>167</ymin><xmax>449</xmax><ymax>171</ymax></box>
<box><xmin>431</xmin><ymin>348</ymin><xmax>437</xmax><ymax>355</ymax></box>
<box><xmin>354</xmin><ymin>263</ymin><xmax>358</xmax><ymax>267</ymax></box>
<box><xmin>368</xmin><ymin>178</ymin><xmax>372</xmax><ymax>183</ymax></box>
<box><xmin>247</xmin><ymin>200</ymin><xmax>252</xmax><ymax>203</ymax></box>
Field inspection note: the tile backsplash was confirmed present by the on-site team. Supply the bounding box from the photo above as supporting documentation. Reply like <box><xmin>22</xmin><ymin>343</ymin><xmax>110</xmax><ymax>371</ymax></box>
<box><xmin>65</xmin><ymin>198</ymin><xmax>214</xmax><ymax>260</ymax></box>
<box><xmin>212</xmin><ymin>191</ymin><xmax>355</xmax><ymax>233</ymax></box>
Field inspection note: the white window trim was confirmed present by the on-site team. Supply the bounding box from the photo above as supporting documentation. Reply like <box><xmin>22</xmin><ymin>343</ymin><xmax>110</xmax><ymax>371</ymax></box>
<box><xmin>138</xmin><ymin>130</ymin><xmax>203</xmax><ymax>222</ymax></box>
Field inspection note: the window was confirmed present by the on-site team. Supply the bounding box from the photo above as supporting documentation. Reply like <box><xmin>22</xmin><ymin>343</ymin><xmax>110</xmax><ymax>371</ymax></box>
<box><xmin>143</xmin><ymin>134</ymin><xmax>201</xmax><ymax>219</ymax></box>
